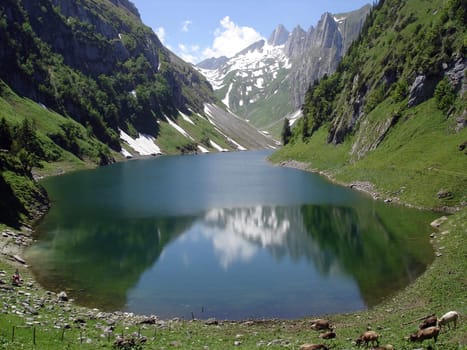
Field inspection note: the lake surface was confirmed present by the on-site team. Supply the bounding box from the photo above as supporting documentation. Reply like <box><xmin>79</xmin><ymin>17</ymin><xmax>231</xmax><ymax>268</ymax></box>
<box><xmin>27</xmin><ymin>150</ymin><xmax>436</xmax><ymax>320</ymax></box>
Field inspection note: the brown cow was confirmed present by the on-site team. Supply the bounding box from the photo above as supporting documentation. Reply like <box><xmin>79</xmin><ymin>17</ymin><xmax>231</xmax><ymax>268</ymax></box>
<box><xmin>310</xmin><ymin>319</ymin><xmax>332</xmax><ymax>331</ymax></box>
<box><xmin>419</xmin><ymin>316</ymin><xmax>437</xmax><ymax>329</ymax></box>
<box><xmin>355</xmin><ymin>330</ymin><xmax>379</xmax><ymax>347</ymax></box>
<box><xmin>409</xmin><ymin>326</ymin><xmax>440</xmax><ymax>343</ymax></box>
<box><xmin>319</xmin><ymin>331</ymin><xmax>336</xmax><ymax>339</ymax></box>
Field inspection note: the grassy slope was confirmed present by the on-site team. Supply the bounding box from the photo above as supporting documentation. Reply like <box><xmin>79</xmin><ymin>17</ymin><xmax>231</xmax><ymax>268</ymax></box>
<box><xmin>0</xmin><ymin>82</ymin><xmax>109</xmax><ymax>175</ymax></box>
<box><xmin>0</xmin><ymin>84</ymin><xmax>103</xmax><ymax>226</ymax></box>
<box><xmin>271</xmin><ymin>98</ymin><xmax>467</xmax><ymax>209</ymax></box>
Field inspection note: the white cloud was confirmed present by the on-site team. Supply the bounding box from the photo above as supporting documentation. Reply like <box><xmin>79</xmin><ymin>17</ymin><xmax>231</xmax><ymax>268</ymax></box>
<box><xmin>181</xmin><ymin>20</ymin><xmax>193</xmax><ymax>33</ymax></box>
<box><xmin>178</xmin><ymin>43</ymin><xmax>200</xmax><ymax>64</ymax></box>
<box><xmin>155</xmin><ymin>27</ymin><xmax>166</xmax><ymax>44</ymax></box>
<box><xmin>202</xmin><ymin>16</ymin><xmax>263</xmax><ymax>59</ymax></box>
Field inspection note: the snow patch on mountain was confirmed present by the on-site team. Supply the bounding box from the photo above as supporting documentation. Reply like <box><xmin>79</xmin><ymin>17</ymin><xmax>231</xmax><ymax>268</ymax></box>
<box><xmin>210</xmin><ymin>140</ymin><xmax>228</xmax><ymax>152</ymax></box>
<box><xmin>197</xmin><ymin>145</ymin><xmax>210</xmax><ymax>153</ymax></box>
<box><xmin>256</xmin><ymin>78</ymin><xmax>265</xmax><ymax>89</ymax></box>
<box><xmin>333</xmin><ymin>16</ymin><xmax>347</xmax><ymax>24</ymax></box>
<box><xmin>228</xmin><ymin>137</ymin><xmax>247</xmax><ymax>151</ymax></box>
<box><xmin>121</xmin><ymin>147</ymin><xmax>132</xmax><ymax>158</ymax></box>
<box><xmin>165</xmin><ymin>116</ymin><xmax>194</xmax><ymax>140</ymax></box>
<box><xmin>288</xmin><ymin>109</ymin><xmax>303</xmax><ymax>126</ymax></box>
<box><xmin>180</xmin><ymin>111</ymin><xmax>195</xmax><ymax>125</ymax></box>
<box><xmin>119</xmin><ymin>129</ymin><xmax>162</xmax><ymax>155</ymax></box>
<box><xmin>197</xmin><ymin>41</ymin><xmax>290</xmax><ymax>96</ymax></box>
<box><xmin>223</xmin><ymin>83</ymin><xmax>233</xmax><ymax>108</ymax></box>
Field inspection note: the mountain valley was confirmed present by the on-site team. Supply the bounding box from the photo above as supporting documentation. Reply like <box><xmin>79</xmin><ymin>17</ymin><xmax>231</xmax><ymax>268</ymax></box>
<box><xmin>0</xmin><ymin>0</ymin><xmax>466</xmax><ymax>349</ymax></box>
<box><xmin>197</xmin><ymin>5</ymin><xmax>371</xmax><ymax>137</ymax></box>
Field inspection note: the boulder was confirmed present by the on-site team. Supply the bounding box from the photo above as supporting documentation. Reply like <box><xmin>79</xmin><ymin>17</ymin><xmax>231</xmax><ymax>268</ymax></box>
<box><xmin>23</xmin><ymin>304</ymin><xmax>38</xmax><ymax>315</ymax></box>
<box><xmin>13</xmin><ymin>255</ymin><xmax>26</xmax><ymax>264</ymax></box>
<box><xmin>445</xmin><ymin>57</ymin><xmax>466</xmax><ymax>94</ymax></box>
<box><xmin>437</xmin><ymin>189</ymin><xmax>452</xmax><ymax>199</ymax></box>
<box><xmin>57</xmin><ymin>291</ymin><xmax>68</xmax><ymax>302</ymax></box>
<box><xmin>205</xmin><ymin>317</ymin><xmax>218</xmax><ymax>325</ymax></box>
<box><xmin>138</xmin><ymin>316</ymin><xmax>157</xmax><ymax>325</ymax></box>
<box><xmin>430</xmin><ymin>216</ymin><xmax>448</xmax><ymax>228</ymax></box>
<box><xmin>408</xmin><ymin>75</ymin><xmax>438</xmax><ymax>108</ymax></box>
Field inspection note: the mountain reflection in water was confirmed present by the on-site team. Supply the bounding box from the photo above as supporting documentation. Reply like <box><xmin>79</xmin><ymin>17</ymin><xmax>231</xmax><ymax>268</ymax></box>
<box><xmin>27</xmin><ymin>201</ymin><xmax>434</xmax><ymax>318</ymax></box>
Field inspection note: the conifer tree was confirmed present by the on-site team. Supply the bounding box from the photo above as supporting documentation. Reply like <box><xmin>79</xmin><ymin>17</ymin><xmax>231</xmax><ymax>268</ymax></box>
<box><xmin>281</xmin><ymin>118</ymin><xmax>292</xmax><ymax>145</ymax></box>
<box><xmin>0</xmin><ymin>118</ymin><xmax>12</xmax><ymax>150</ymax></box>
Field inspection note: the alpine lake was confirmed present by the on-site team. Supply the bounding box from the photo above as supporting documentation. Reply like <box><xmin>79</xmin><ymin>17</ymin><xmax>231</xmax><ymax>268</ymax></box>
<box><xmin>26</xmin><ymin>150</ymin><xmax>437</xmax><ymax>320</ymax></box>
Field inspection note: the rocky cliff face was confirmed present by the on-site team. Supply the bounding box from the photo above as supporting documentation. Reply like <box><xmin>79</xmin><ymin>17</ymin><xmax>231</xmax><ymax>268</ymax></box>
<box><xmin>284</xmin><ymin>26</ymin><xmax>307</xmax><ymax>59</ymax></box>
<box><xmin>20</xmin><ymin>0</ymin><xmax>152</xmax><ymax>78</ymax></box>
<box><xmin>288</xmin><ymin>12</ymin><xmax>344</xmax><ymax>109</ymax></box>
<box><xmin>197</xmin><ymin>5</ymin><xmax>371</xmax><ymax>135</ymax></box>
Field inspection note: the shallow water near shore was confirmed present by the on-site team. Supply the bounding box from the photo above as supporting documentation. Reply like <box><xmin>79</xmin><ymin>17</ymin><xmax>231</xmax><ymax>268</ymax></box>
<box><xmin>27</xmin><ymin>150</ymin><xmax>437</xmax><ymax>320</ymax></box>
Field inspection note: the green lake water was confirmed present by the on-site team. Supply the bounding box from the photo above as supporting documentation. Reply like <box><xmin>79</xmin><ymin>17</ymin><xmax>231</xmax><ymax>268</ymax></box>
<box><xmin>27</xmin><ymin>150</ymin><xmax>437</xmax><ymax>319</ymax></box>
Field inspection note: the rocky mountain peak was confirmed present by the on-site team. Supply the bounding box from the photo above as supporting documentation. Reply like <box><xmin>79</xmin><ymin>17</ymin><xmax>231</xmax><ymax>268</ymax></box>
<box><xmin>197</xmin><ymin>56</ymin><xmax>229</xmax><ymax>70</ymax></box>
<box><xmin>312</xmin><ymin>12</ymin><xmax>341</xmax><ymax>49</ymax></box>
<box><xmin>268</xmin><ymin>24</ymin><xmax>290</xmax><ymax>46</ymax></box>
<box><xmin>284</xmin><ymin>25</ymin><xmax>308</xmax><ymax>58</ymax></box>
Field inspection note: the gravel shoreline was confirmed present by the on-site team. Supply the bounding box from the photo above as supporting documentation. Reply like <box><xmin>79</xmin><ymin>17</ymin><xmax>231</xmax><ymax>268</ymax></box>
<box><xmin>276</xmin><ymin>160</ymin><xmax>382</xmax><ymax>201</ymax></box>
<box><xmin>275</xmin><ymin>159</ymin><xmax>461</xmax><ymax>213</ymax></box>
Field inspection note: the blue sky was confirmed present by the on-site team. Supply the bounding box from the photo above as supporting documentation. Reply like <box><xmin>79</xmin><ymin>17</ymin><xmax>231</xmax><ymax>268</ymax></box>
<box><xmin>131</xmin><ymin>0</ymin><xmax>371</xmax><ymax>64</ymax></box>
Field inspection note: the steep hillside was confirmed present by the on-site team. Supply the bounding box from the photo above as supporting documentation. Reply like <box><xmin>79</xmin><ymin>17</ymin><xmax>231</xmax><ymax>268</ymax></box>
<box><xmin>0</xmin><ymin>0</ymin><xmax>276</xmax><ymax>227</ymax></box>
<box><xmin>197</xmin><ymin>5</ymin><xmax>371</xmax><ymax>136</ymax></box>
<box><xmin>272</xmin><ymin>0</ymin><xmax>466</xmax><ymax>209</ymax></box>
<box><xmin>0</xmin><ymin>0</ymin><xmax>274</xmax><ymax>150</ymax></box>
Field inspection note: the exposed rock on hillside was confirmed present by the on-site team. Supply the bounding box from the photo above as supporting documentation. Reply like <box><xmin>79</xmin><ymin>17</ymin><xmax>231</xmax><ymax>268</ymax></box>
<box><xmin>408</xmin><ymin>75</ymin><xmax>438</xmax><ymax>108</ymax></box>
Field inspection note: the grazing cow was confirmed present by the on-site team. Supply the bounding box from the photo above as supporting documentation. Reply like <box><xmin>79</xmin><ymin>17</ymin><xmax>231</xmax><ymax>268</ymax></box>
<box><xmin>355</xmin><ymin>330</ymin><xmax>379</xmax><ymax>347</ymax></box>
<box><xmin>319</xmin><ymin>331</ymin><xmax>336</xmax><ymax>339</ymax></box>
<box><xmin>409</xmin><ymin>326</ymin><xmax>440</xmax><ymax>343</ymax></box>
<box><xmin>310</xmin><ymin>319</ymin><xmax>332</xmax><ymax>331</ymax></box>
<box><xmin>419</xmin><ymin>315</ymin><xmax>437</xmax><ymax>329</ymax></box>
<box><xmin>438</xmin><ymin>311</ymin><xmax>459</xmax><ymax>330</ymax></box>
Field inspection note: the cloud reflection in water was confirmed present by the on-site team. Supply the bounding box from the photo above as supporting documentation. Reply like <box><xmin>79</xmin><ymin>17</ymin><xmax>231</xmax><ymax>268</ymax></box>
<box><xmin>201</xmin><ymin>206</ymin><xmax>292</xmax><ymax>269</ymax></box>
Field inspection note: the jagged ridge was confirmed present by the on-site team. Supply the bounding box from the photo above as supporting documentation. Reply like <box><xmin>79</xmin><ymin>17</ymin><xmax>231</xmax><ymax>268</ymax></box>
<box><xmin>197</xmin><ymin>5</ymin><xmax>371</xmax><ymax>136</ymax></box>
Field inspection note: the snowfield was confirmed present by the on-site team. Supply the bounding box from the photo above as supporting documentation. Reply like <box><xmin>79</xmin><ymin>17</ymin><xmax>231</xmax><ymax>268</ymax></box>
<box><xmin>222</xmin><ymin>83</ymin><xmax>233</xmax><ymax>108</ymax></box>
<box><xmin>210</xmin><ymin>140</ymin><xmax>228</xmax><ymax>152</ymax></box>
<box><xmin>119</xmin><ymin>129</ymin><xmax>162</xmax><ymax>156</ymax></box>
<box><xmin>165</xmin><ymin>116</ymin><xmax>194</xmax><ymax>141</ymax></box>
<box><xmin>196</xmin><ymin>41</ymin><xmax>290</xmax><ymax>94</ymax></box>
